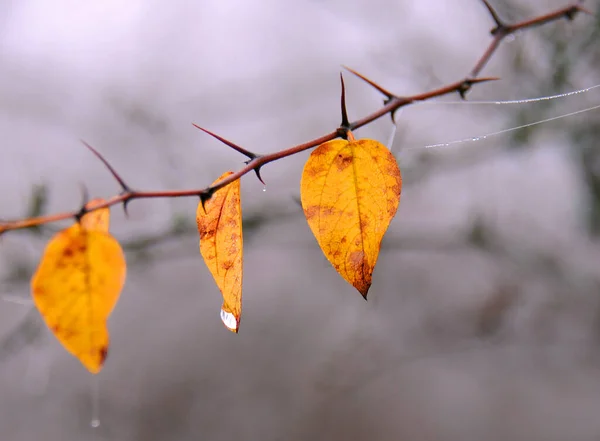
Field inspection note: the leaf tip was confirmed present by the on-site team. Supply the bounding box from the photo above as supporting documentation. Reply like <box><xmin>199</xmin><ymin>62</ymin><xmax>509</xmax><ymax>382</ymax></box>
<box><xmin>358</xmin><ymin>285</ymin><xmax>370</xmax><ymax>301</ymax></box>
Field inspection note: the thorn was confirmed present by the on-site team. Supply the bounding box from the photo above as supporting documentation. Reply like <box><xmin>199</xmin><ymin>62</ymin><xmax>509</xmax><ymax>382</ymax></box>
<box><xmin>122</xmin><ymin>198</ymin><xmax>131</xmax><ymax>219</ymax></box>
<box><xmin>565</xmin><ymin>3</ymin><xmax>593</xmax><ymax>20</ymax></box>
<box><xmin>468</xmin><ymin>76</ymin><xmax>501</xmax><ymax>84</ymax></box>
<box><xmin>342</xmin><ymin>66</ymin><xmax>396</xmax><ymax>99</ymax></box>
<box><xmin>75</xmin><ymin>183</ymin><xmax>90</xmax><ymax>222</ymax></box>
<box><xmin>388</xmin><ymin>97</ymin><xmax>401</xmax><ymax>124</ymax></box>
<box><xmin>193</xmin><ymin>124</ymin><xmax>258</xmax><ymax>160</ymax></box>
<box><xmin>199</xmin><ymin>189</ymin><xmax>214</xmax><ymax>213</ymax></box>
<box><xmin>458</xmin><ymin>76</ymin><xmax>500</xmax><ymax>99</ymax></box>
<box><xmin>481</xmin><ymin>0</ymin><xmax>505</xmax><ymax>33</ymax></box>
<box><xmin>82</xmin><ymin>141</ymin><xmax>132</xmax><ymax>218</ymax></box>
<box><xmin>340</xmin><ymin>72</ymin><xmax>350</xmax><ymax>130</ymax></box>
<box><xmin>82</xmin><ymin>141</ymin><xmax>131</xmax><ymax>193</ymax></box>
<box><xmin>253</xmin><ymin>166</ymin><xmax>265</xmax><ymax>186</ymax></box>
<box><xmin>343</xmin><ymin>66</ymin><xmax>403</xmax><ymax>123</ymax></box>
<box><xmin>242</xmin><ymin>156</ymin><xmax>265</xmax><ymax>186</ymax></box>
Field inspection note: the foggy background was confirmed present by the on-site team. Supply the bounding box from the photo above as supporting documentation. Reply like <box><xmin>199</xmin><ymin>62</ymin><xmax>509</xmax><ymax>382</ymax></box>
<box><xmin>1</xmin><ymin>0</ymin><xmax>599</xmax><ymax>439</ymax></box>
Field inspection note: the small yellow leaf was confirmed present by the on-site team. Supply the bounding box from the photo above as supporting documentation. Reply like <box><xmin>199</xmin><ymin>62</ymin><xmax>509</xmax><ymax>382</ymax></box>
<box><xmin>300</xmin><ymin>138</ymin><xmax>401</xmax><ymax>298</ymax></box>
<box><xmin>31</xmin><ymin>202</ymin><xmax>126</xmax><ymax>373</ymax></box>
<box><xmin>196</xmin><ymin>172</ymin><xmax>243</xmax><ymax>333</ymax></box>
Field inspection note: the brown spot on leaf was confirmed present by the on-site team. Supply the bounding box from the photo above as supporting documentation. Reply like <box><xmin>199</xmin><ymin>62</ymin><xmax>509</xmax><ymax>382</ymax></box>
<box><xmin>348</xmin><ymin>250</ymin><xmax>365</xmax><ymax>271</ymax></box>
<box><xmin>334</xmin><ymin>152</ymin><xmax>353</xmax><ymax>172</ymax></box>
<box><xmin>348</xmin><ymin>251</ymin><xmax>371</xmax><ymax>298</ymax></box>
<box><xmin>310</xmin><ymin>144</ymin><xmax>332</xmax><ymax>158</ymax></box>
<box><xmin>303</xmin><ymin>205</ymin><xmax>319</xmax><ymax>220</ymax></box>
<box><xmin>99</xmin><ymin>346</ymin><xmax>108</xmax><ymax>364</ymax></box>
<box><xmin>200</xmin><ymin>226</ymin><xmax>216</xmax><ymax>239</ymax></box>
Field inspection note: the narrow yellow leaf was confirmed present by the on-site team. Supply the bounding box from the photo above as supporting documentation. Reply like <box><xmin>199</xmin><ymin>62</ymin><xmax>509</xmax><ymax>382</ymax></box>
<box><xmin>196</xmin><ymin>172</ymin><xmax>243</xmax><ymax>333</ymax></box>
<box><xmin>300</xmin><ymin>138</ymin><xmax>401</xmax><ymax>298</ymax></box>
<box><xmin>30</xmin><ymin>202</ymin><xmax>126</xmax><ymax>373</ymax></box>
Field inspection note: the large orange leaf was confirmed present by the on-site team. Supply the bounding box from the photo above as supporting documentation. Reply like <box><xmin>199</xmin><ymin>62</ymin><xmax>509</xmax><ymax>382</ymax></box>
<box><xmin>301</xmin><ymin>138</ymin><xmax>401</xmax><ymax>298</ymax></box>
<box><xmin>196</xmin><ymin>172</ymin><xmax>243</xmax><ymax>333</ymax></box>
<box><xmin>30</xmin><ymin>199</ymin><xmax>126</xmax><ymax>373</ymax></box>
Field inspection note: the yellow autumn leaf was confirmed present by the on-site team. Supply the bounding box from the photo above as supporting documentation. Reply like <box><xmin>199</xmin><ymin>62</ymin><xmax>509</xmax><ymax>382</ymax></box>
<box><xmin>31</xmin><ymin>199</ymin><xmax>126</xmax><ymax>373</ymax></box>
<box><xmin>196</xmin><ymin>172</ymin><xmax>243</xmax><ymax>333</ymax></box>
<box><xmin>300</xmin><ymin>137</ymin><xmax>401</xmax><ymax>298</ymax></box>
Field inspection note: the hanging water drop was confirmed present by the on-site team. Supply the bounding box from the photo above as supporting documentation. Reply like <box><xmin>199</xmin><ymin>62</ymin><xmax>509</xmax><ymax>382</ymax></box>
<box><xmin>220</xmin><ymin>308</ymin><xmax>238</xmax><ymax>332</ymax></box>
<box><xmin>90</xmin><ymin>376</ymin><xmax>100</xmax><ymax>429</ymax></box>
<box><xmin>262</xmin><ymin>186</ymin><xmax>266</xmax><ymax>192</ymax></box>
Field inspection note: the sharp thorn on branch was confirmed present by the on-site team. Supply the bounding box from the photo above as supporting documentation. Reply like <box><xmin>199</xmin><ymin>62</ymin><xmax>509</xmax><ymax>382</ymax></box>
<box><xmin>122</xmin><ymin>197</ymin><xmax>131</xmax><ymax>219</ymax></box>
<box><xmin>342</xmin><ymin>65</ymin><xmax>396</xmax><ymax>99</ymax></box>
<box><xmin>75</xmin><ymin>183</ymin><xmax>90</xmax><ymax>221</ymax></box>
<box><xmin>340</xmin><ymin>73</ymin><xmax>350</xmax><ymax>130</ymax></box>
<box><xmin>458</xmin><ymin>76</ymin><xmax>501</xmax><ymax>99</ymax></box>
<box><xmin>193</xmin><ymin>124</ymin><xmax>258</xmax><ymax>160</ymax></box>
<box><xmin>481</xmin><ymin>0</ymin><xmax>505</xmax><ymax>32</ymax></box>
<box><xmin>468</xmin><ymin>76</ymin><xmax>501</xmax><ymax>84</ymax></box>
<box><xmin>387</xmin><ymin>97</ymin><xmax>401</xmax><ymax>123</ymax></box>
<box><xmin>243</xmin><ymin>154</ymin><xmax>266</xmax><ymax>185</ymax></box>
<box><xmin>82</xmin><ymin>140</ymin><xmax>131</xmax><ymax>193</ymax></box>
<box><xmin>253</xmin><ymin>166</ymin><xmax>266</xmax><ymax>186</ymax></box>
<box><xmin>566</xmin><ymin>3</ymin><xmax>593</xmax><ymax>20</ymax></box>
<box><xmin>199</xmin><ymin>190</ymin><xmax>214</xmax><ymax>213</ymax></box>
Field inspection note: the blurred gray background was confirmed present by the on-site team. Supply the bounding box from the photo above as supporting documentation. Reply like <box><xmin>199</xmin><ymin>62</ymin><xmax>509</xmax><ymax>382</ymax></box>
<box><xmin>1</xmin><ymin>0</ymin><xmax>599</xmax><ymax>440</ymax></box>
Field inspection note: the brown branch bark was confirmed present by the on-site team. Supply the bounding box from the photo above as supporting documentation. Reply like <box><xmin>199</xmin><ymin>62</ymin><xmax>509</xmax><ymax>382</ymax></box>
<box><xmin>0</xmin><ymin>1</ymin><xmax>592</xmax><ymax>235</ymax></box>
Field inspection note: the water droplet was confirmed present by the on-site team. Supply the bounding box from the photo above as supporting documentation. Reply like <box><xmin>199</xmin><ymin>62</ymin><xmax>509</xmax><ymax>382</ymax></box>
<box><xmin>262</xmin><ymin>186</ymin><xmax>267</xmax><ymax>192</ymax></box>
<box><xmin>472</xmin><ymin>137</ymin><xmax>480</xmax><ymax>142</ymax></box>
<box><xmin>505</xmin><ymin>34</ymin><xmax>516</xmax><ymax>43</ymax></box>
<box><xmin>220</xmin><ymin>308</ymin><xmax>238</xmax><ymax>332</ymax></box>
<box><xmin>90</xmin><ymin>376</ymin><xmax>100</xmax><ymax>429</ymax></box>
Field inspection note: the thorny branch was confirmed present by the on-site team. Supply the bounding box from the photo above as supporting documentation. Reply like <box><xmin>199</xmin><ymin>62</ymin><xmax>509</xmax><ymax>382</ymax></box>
<box><xmin>0</xmin><ymin>1</ymin><xmax>592</xmax><ymax>235</ymax></box>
